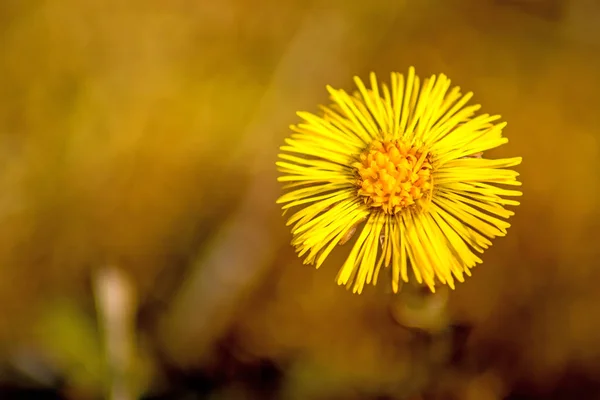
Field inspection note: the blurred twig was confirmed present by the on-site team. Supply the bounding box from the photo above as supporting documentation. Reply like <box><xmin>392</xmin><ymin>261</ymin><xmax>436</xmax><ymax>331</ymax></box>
<box><xmin>93</xmin><ymin>267</ymin><xmax>137</xmax><ymax>400</ymax></box>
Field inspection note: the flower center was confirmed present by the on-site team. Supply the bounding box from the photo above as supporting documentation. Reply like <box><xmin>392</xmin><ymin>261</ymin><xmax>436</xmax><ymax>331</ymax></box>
<box><xmin>353</xmin><ymin>140</ymin><xmax>433</xmax><ymax>214</ymax></box>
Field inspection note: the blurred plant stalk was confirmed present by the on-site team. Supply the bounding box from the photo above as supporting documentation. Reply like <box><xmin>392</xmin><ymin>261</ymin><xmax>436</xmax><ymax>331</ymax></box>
<box><xmin>93</xmin><ymin>267</ymin><xmax>137</xmax><ymax>400</ymax></box>
<box><xmin>390</xmin><ymin>282</ymin><xmax>451</xmax><ymax>334</ymax></box>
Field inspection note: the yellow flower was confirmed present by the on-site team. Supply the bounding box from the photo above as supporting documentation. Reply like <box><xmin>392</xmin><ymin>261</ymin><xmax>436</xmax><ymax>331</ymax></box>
<box><xmin>276</xmin><ymin>67</ymin><xmax>522</xmax><ymax>294</ymax></box>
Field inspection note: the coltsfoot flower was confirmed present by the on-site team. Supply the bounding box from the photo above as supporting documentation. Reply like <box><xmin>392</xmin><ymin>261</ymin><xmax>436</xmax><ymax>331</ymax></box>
<box><xmin>276</xmin><ymin>67</ymin><xmax>522</xmax><ymax>294</ymax></box>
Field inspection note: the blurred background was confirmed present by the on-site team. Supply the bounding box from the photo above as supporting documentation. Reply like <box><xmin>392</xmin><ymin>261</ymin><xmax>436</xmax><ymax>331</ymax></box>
<box><xmin>0</xmin><ymin>0</ymin><xmax>600</xmax><ymax>398</ymax></box>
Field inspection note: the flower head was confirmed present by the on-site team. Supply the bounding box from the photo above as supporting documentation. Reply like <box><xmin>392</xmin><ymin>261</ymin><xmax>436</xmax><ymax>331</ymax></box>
<box><xmin>276</xmin><ymin>67</ymin><xmax>522</xmax><ymax>294</ymax></box>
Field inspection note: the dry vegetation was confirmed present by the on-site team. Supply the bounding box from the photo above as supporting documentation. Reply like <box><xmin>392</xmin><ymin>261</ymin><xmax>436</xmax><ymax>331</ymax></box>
<box><xmin>0</xmin><ymin>0</ymin><xmax>599</xmax><ymax>399</ymax></box>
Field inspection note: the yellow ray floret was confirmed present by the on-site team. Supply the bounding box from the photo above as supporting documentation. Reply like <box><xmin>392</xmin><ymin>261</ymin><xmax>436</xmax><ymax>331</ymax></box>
<box><xmin>276</xmin><ymin>67</ymin><xmax>522</xmax><ymax>294</ymax></box>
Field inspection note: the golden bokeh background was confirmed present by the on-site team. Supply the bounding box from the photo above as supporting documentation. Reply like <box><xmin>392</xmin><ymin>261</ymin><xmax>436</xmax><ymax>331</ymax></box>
<box><xmin>0</xmin><ymin>0</ymin><xmax>599</xmax><ymax>399</ymax></box>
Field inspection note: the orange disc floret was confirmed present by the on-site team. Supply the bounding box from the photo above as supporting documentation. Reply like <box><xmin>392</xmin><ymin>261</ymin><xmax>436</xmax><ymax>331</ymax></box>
<box><xmin>353</xmin><ymin>140</ymin><xmax>433</xmax><ymax>214</ymax></box>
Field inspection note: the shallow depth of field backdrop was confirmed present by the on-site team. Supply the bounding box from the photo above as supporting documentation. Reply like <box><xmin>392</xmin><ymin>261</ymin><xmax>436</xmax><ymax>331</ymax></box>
<box><xmin>0</xmin><ymin>0</ymin><xmax>599</xmax><ymax>399</ymax></box>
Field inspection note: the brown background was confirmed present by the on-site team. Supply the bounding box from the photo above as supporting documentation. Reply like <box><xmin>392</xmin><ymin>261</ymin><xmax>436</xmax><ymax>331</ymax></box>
<box><xmin>0</xmin><ymin>0</ymin><xmax>599</xmax><ymax>399</ymax></box>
